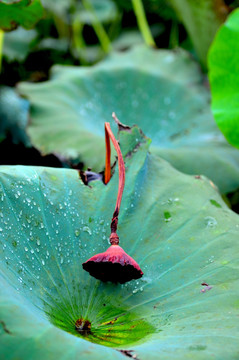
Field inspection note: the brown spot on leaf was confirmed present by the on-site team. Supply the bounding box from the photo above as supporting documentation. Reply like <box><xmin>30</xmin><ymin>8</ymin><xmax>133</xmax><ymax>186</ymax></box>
<box><xmin>118</xmin><ymin>349</ymin><xmax>140</xmax><ymax>359</ymax></box>
<box><xmin>0</xmin><ymin>321</ymin><xmax>12</xmax><ymax>335</ymax></box>
<box><xmin>75</xmin><ymin>318</ymin><xmax>92</xmax><ymax>335</ymax></box>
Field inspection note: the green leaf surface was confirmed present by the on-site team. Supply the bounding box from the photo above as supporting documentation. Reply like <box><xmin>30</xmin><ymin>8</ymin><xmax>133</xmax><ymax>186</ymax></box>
<box><xmin>168</xmin><ymin>0</ymin><xmax>228</xmax><ymax>68</ymax></box>
<box><xmin>36</xmin><ymin>37</ymin><xmax>69</xmax><ymax>53</ymax></box>
<box><xmin>40</xmin><ymin>0</ymin><xmax>70</xmax><ymax>16</ymax></box>
<box><xmin>76</xmin><ymin>0</ymin><xmax>118</xmax><ymax>25</ymax></box>
<box><xmin>0</xmin><ymin>0</ymin><xmax>44</xmax><ymax>31</ymax></box>
<box><xmin>18</xmin><ymin>46</ymin><xmax>239</xmax><ymax>193</ymax></box>
<box><xmin>3</xmin><ymin>27</ymin><xmax>37</xmax><ymax>61</ymax></box>
<box><xmin>1</xmin><ymin>126</ymin><xmax>239</xmax><ymax>359</ymax></box>
<box><xmin>208</xmin><ymin>8</ymin><xmax>239</xmax><ymax>150</ymax></box>
<box><xmin>0</xmin><ymin>86</ymin><xmax>30</xmax><ymax>145</ymax></box>
<box><xmin>113</xmin><ymin>25</ymin><xmax>164</xmax><ymax>51</ymax></box>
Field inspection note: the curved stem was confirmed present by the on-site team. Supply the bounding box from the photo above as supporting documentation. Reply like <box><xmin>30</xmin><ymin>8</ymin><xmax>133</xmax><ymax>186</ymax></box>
<box><xmin>131</xmin><ymin>0</ymin><xmax>156</xmax><ymax>47</ymax></box>
<box><xmin>82</xmin><ymin>0</ymin><xmax>112</xmax><ymax>53</ymax></box>
<box><xmin>104</xmin><ymin>118</ymin><xmax>125</xmax><ymax>242</ymax></box>
<box><xmin>104</xmin><ymin>123</ymin><xmax>111</xmax><ymax>184</ymax></box>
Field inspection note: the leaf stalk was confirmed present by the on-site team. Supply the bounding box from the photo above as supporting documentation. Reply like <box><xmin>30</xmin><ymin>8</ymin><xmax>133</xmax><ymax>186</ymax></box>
<box><xmin>131</xmin><ymin>0</ymin><xmax>156</xmax><ymax>47</ymax></box>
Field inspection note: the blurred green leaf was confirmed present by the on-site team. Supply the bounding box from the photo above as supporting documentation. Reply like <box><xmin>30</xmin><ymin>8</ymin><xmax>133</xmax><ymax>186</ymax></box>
<box><xmin>77</xmin><ymin>0</ymin><xmax>118</xmax><ymax>25</ymax></box>
<box><xmin>18</xmin><ymin>46</ymin><xmax>239</xmax><ymax>193</ymax></box>
<box><xmin>0</xmin><ymin>0</ymin><xmax>44</xmax><ymax>31</ymax></box>
<box><xmin>208</xmin><ymin>9</ymin><xmax>239</xmax><ymax>150</ymax></box>
<box><xmin>73</xmin><ymin>44</ymin><xmax>105</xmax><ymax>64</ymax></box>
<box><xmin>1</xmin><ymin>126</ymin><xmax>239</xmax><ymax>358</ymax></box>
<box><xmin>112</xmin><ymin>0</ymin><xmax>176</xmax><ymax>20</ymax></box>
<box><xmin>113</xmin><ymin>29</ymin><xmax>144</xmax><ymax>50</ymax></box>
<box><xmin>37</xmin><ymin>37</ymin><xmax>69</xmax><ymax>52</ymax></box>
<box><xmin>113</xmin><ymin>25</ymin><xmax>164</xmax><ymax>51</ymax></box>
<box><xmin>168</xmin><ymin>0</ymin><xmax>228</xmax><ymax>68</ymax></box>
<box><xmin>3</xmin><ymin>27</ymin><xmax>37</xmax><ymax>61</ymax></box>
<box><xmin>0</xmin><ymin>86</ymin><xmax>30</xmax><ymax>145</ymax></box>
<box><xmin>40</xmin><ymin>0</ymin><xmax>71</xmax><ymax>16</ymax></box>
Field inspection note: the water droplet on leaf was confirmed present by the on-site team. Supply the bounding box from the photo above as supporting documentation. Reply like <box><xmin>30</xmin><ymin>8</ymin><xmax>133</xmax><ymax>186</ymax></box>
<box><xmin>83</xmin><ymin>226</ymin><xmax>92</xmax><ymax>235</ymax></box>
<box><xmin>204</xmin><ymin>216</ymin><xmax>217</xmax><ymax>228</ymax></box>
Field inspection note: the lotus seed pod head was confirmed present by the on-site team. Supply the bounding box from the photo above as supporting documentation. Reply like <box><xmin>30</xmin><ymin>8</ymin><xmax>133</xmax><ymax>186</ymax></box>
<box><xmin>82</xmin><ymin>245</ymin><xmax>143</xmax><ymax>284</ymax></box>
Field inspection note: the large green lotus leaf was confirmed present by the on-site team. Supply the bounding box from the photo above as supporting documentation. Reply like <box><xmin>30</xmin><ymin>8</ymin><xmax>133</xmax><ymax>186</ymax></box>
<box><xmin>18</xmin><ymin>46</ymin><xmax>239</xmax><ymax>193</ymax></box>
<box><xmin>0</xmin><ymin>0</ymin><xmax>44</xmax><ymax>31</ymax></box>
<box><xmin>1</xmin><ymin>126</ymin><xmax>239</xmax><ymax>359</ymax></box>
<box><xmin>208</xmin><ymin>9</ymin><xmax>239</xmax><ymax>150</ymax></box>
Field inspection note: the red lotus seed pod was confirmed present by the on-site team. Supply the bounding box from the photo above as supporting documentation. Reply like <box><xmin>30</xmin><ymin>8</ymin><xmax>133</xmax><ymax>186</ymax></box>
<box><xmin>82</xmin><ymin>245</ymin><xmax>143</xmax><ymax>284</ymax></box>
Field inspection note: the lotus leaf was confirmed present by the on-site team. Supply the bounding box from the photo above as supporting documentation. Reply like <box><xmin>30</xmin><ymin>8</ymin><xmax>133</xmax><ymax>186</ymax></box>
<box><xmin>3</xmin><ymin>27</ymin><xmax>37</xmax><ymax>62</ymax></box>
<box><xmin>1</xmin><ymin>125</ymin><xmax>239</xmax><ymax>359</ymax></box>
<box><xmin>208</xmin><ymin>9</ymin><xmax>239</xmax><ymax>150</ymax></box>
<box><xmin>0</xmin><ymin>86</ymin><xmax>30</xmax><ymax>145</ymax></box>
<box><xmin>0</xmin><ymin>0</ymin><xmax>44</xmax><ymax>31</ymax></box>
<box><xmin>168</xmin><ymin>0</ymin><xmax>227</xmax><ymax>67</ymax></box>
<box><xmin>18</xmin><ymin>46</ymin><xmax>239</xmax><ymax>193</ymax></box>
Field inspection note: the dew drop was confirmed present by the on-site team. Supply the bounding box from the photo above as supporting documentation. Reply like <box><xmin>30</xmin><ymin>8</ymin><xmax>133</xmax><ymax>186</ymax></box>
<box><xmin>208</xmin><ymin>255</ymin><xmax>215</xmax><ymax>263</ymax></box>
<box><xmin>169</xmin><ymin>111</ymin><xmax>175</xmax><ymax>119</ymax></box>
<box><xmin>204</xmin><ymin>216</ymin><xmax>217</xmax><ymax>228</ymax></box>
<box><xmin>83</xmin><ymin>226</ymin><xmax>92</xmax><ymax>235</ymax></box>
<box><xmin>75</xmin><ymin>229</ymin><xmax>80</xmax><ymax>237</ymax></box>
<box><xmin>132</xmin><ymin>286</ymin><xmax>144</xmax><ymax>294</ymax></box>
